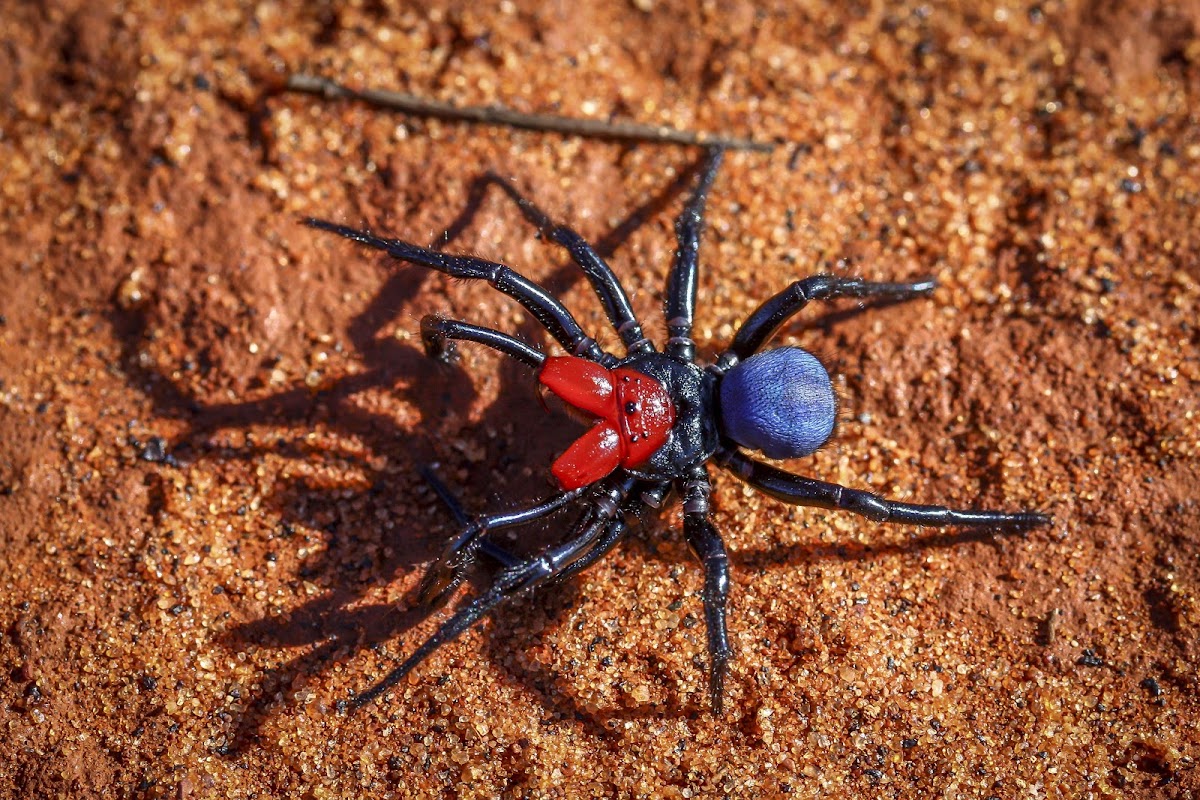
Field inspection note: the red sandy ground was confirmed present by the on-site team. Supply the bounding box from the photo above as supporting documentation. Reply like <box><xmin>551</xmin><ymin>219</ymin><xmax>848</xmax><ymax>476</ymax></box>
<box><xmin>1</xmin><ymin>1</ymin><xmax>1198</xmax><ymax>797</ymax></box>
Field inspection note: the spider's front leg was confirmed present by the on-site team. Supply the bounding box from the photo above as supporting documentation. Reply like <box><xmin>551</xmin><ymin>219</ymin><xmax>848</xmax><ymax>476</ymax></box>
<box><xmin>679</xmin><ymin>467</ymin><xmax>732</xmax><ymax>715</ymax></box>
<box><xmin>551</xmin><ymin>480</ymin><xmax>667</xmax><ymax>586</ymax></box>
<box><xmin>305</xmin><ymin>217</ymin><xmax>614</xmax><ymax>364</ymax></box>
<box><xmin>465</xmin><ymin>173</ymin><xmax>655</xmax><ymax>355</ymax></box>
<box><xmin>353</xmin><ymin>475</ymin><xmax>635</xmax><ymax>711</ymax></box>
<box><xmin>419</xmin><ymin>314</ymin><xmax>545</xmax><ymax>369</ymax></box>
<box><xmin>414</xmin><ymin>465</ymin><xmax>584</xmax><ymax>608</ymax></box>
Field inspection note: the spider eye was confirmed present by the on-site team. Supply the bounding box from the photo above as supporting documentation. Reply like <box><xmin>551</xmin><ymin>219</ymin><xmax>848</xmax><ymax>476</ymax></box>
<box><xmin>719</xmin><ymin>347</ymin><xmax>836</xmax><ymax>459</ymax></box>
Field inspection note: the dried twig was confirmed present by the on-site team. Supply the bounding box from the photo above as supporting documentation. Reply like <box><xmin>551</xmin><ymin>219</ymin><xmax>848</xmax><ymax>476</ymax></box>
<box><xmin>285</xmin><ymin>74</ymin><xmax>775</xmax><ymax>153</ymax></box>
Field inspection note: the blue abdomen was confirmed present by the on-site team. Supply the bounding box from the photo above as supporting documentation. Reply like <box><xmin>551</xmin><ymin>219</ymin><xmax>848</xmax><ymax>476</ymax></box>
<box><xmin>718</xmin><ymin>347</ymin><xmax>836</xmax><ymax>459</ymax></box>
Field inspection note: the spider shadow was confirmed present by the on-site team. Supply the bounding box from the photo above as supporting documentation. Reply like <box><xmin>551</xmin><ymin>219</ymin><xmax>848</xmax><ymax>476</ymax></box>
<box><xmin>110</xmin><ymin>149</ymin><xmax>712</xmax><ymax>753</ymax></box>
<box><xmin>109</xmin><ymin>290</ymin><xmax>476</xmax><ymax>753</ymax></box>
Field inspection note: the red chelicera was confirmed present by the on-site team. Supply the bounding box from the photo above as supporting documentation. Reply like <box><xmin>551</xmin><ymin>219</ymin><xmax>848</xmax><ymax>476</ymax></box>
<box><xmin>538</xmin><ymin>356</ymin><xmax>675</xmax><ymax>490</ymax></box>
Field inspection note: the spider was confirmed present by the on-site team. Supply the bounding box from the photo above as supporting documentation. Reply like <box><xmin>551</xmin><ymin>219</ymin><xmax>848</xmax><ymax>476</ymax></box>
<box><xmin>306</xmin><ymin>147</ymin><xmax>1049</xmax><ymax>715</ymax></box>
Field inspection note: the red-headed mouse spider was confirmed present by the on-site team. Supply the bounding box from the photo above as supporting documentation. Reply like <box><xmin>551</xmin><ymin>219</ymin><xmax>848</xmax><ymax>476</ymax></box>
<box><xmin>306</xmin><ymin>148</ymin><xmax>1049</xmax><ymax>715</ymax></box>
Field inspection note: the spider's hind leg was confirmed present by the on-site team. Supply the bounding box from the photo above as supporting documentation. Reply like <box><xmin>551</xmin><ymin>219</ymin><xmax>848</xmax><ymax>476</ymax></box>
<box><xmin>717</xmin><ymin>448</ymin><xmax>1051</xmax><ymax>531</ymax></box>
<box><xmin>723</xmin><ymin>275</ymin><xmax>939</xmax><ymax>363</ymax></box>
<box><xmin>679</xmin><ymin>468</ymin><xmax>732</xmax><ymax>715</ymax></box>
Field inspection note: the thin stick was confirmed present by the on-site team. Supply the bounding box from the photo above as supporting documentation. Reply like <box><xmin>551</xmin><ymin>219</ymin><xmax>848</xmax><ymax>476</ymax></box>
<box><xmin>285</xmin><ymin>74</ymin><xmax>775</xmax><ymax>153</ymax></box>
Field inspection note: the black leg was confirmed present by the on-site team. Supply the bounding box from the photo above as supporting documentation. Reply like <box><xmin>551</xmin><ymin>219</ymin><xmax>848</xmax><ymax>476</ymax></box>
<box><xmin>419</xmin><ymin>465</ymin><xmax>521</xmax><ymax>569</ymax></box>
<box><xmin>551</xmin><ymin>481</ymin><xmax>664</xmax><ymax>585</ymax></box>
<box><xmin>664</xmin><ymin>148</ymin><xmax>725</xmax><ymax>361</ymax></box>
<box><xmin>478</xmin><ymin>174</ymin><xmax>654</xmax><ymax>356</ymax></box>
<box><xmin>416</xmin><ymin>465</ymin><xmax>585</xmax><ymax>608</ymax></box>
<box><xmin>420</xmin><ymin>314</ymin><xmax>546</xmax><ymax>370</ymax></box>
<box><xmin>352</xmin><ymin>476</ymin><xmax>635</xmax><ymax>711</ymax></box>
<box><xmin>717</xmin><ymin>448</ymin><xmax>1051</xmax><ymax>529</ymax></box>
<box><xmin>547</xmin><ymin>514</ymin><xmax>628</xmax><ymax>587</ymax></box>
<box><xmin>306</xmin><ymin>218</ymin><xmax>612</xmax><ymax>364</ymax></box>
<box><xmin>678</xmin><ymin>469</ymin><xmax>732</xmax><ymax>714</ymax></box>
<box><xmin>718</xmin><ymin>275</ymin><xmax>937</xmax><ymax>366</ymax></box>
